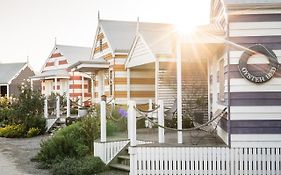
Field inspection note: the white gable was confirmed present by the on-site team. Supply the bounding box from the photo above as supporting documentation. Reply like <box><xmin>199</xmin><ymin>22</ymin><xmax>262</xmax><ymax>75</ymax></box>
<box><xmin>126</xmin><ymin>35</ymin><xmax>155</xmax><ymax>68</ymax></box>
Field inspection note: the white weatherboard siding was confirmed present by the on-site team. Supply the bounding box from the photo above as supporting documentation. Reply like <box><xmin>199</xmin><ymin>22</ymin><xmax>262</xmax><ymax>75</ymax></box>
<box><xmin>229</xmin><ymin>50</ymin><xmax>281</xmax><ymax>65</ymax></box>
<box><xmin>231</xmin><ymin>134</ymin><xmax>281</xmax><ymax>147</ymax></box>
<box><xmin>227</xmin><ymin>13</ymin><xmax>281</xmax><ymax>148</ymax></box>
<box><xmin>229</xmin><ymin>21</ymin><xmax>281</xmax><ymax>37</ymax></box>
<box><xmin>230</xmin><ymin>106</ymin><xmax>281</xmax><ymax>120</ymax></box>
<box><xmin>114</xmin><ymin>70</ymin><xmax>155</xmax><ymax>78</ymax></box>
<box><xmin>127</xmin><ymin>36</ymin><xmax>155</xmax><ymax>68</ymax></box>
<box><xmin>230</xmin><ymin>78</ymin><xmax>281</xmax><ymax>92</ymax></box>
<box><xmin>115</xmin><ymin>98</ymin><xmax>155</xmax><ymax>105</ymax></box>
<box><xmin>114</xmin><ymin>58</ymin><xmax>126</xmax><ymax>65</ymax></box>
<box><xmin>115</xmin><ymin>84</ymin><xmax>155</xmax><ymax>91</ymax></box>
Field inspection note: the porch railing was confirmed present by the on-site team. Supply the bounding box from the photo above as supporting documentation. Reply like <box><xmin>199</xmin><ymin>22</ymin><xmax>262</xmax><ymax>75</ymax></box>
<box><xmin>94</xmin><ymin>140</ymin><xmax>129</xmax><ymax>164</ymax></box>
<box><xmin>129</xmin><ymin>146</ymin><xmax>281</xmax><ymax>175</ymax></box>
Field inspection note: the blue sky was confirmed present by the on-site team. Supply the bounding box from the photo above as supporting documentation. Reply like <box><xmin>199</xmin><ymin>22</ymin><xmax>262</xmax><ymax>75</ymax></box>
<box><xmin>0</xmin><ymin>0</ymin><xmax>210</xmax><ymax>72</ymax></box>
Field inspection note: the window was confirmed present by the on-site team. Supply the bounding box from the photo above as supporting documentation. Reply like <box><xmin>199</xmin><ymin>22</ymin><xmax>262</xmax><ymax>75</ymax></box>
<box><xmin>99</xmin><ymin>39</ymin><xmax>103</xmax><ymax>52</ymax></box>
<box><xmin>88</xmin><ymin>79</ymin><xmax>92</xmax><ymax>93</ymax></box>
<box><xmin>219</xmin><ymin>59</ymin><xmax>225</xmax><ymax>101</ymax></box>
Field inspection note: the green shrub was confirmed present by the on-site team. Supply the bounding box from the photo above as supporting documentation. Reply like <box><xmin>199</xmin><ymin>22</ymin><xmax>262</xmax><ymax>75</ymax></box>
<box><xmin>36</xmin><ymin>122</ymin><xmax>89</xmax><ymax>165</ymax></box>
<box><xmin>0</xmin><ymin>124</ymin><xmax>25</xmax><ymax>138</ymax></box>
<box><xmin>81</xmin><ymin>116</ymin><xmax>99</xmax><ymax>153</ymax></box>
<box><xmin>51</xmin><ymin>156</ymin><xmax>105</xmax><ymax>175</ymax></box>
<box><xmin>106</xmin><ymin>120</ymin><xmax>118</xmax><ymax>136</ymax></box>
<box><xmin>24</xmin><ymin>115</ymin><xmax>46</xmax><ymax>134</ymax></box>
<box><xmin>26</xmin><ymin>127</ymin><xmax>40</xmax><ymax>138</ymax></box>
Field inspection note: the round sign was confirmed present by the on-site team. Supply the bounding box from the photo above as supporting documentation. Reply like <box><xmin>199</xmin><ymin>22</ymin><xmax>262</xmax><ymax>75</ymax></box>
<box><xmin>238</xmin><ymin>44</ymin><xmax>279</xmax><ymax>83</ymax></box>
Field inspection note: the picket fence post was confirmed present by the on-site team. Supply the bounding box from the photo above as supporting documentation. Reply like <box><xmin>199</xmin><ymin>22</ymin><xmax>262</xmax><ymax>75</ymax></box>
<box><xmin>100</xmin><ymin>100</ymin><xmax>106</xmax><ymax>142</ymax></box>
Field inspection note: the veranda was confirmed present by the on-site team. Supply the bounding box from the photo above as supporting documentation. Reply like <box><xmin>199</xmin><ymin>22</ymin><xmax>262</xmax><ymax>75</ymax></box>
<box><xmin>93</xmin><ymin>100</ymin><xmax>280</xmax><ymax>174</ymax></box>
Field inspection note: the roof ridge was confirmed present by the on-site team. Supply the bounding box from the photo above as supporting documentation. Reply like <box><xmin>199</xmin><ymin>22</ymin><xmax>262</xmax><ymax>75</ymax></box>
<box><xmin>100</xmin><ymin>19</ymin><xmax>173</xmax><ymax>26</ymax></box>
<box><xmin>55</xmin><ymin>44</ymin><xmax>91</xmax><ymax>49</ymax></box>
<box><xmin>0</xmin><ymin>62</ymin><xmax>27</xmax><ymax>65</ymax></box>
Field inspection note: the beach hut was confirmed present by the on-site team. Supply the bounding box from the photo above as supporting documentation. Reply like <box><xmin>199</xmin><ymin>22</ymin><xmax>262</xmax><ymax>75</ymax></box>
<box><xmin>0</xmin><ymin>62</ymin><xmax>36</xmax><ymax>97</ymax></box>
<box><xmin>33</xmin><ymin>44</ymin><xmax>93</xmax><ymax>103</ymax></box>
<box><xmin>70</xmin><ymin>19</ymin><xmax>179</xmax><ymax>105</ymax></box>
<box><xmin>92</xmin><ymin>0</ymin><xmax>281</xmax><ymax>174</ymax></box>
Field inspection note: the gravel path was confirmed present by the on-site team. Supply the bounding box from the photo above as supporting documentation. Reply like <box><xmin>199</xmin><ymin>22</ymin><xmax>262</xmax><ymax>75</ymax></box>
<box><xmin>0</xmin><ymin>135</ymin><xmax>50</xmax><ymax>175</ymax></box>
<box><xmin>0</xmin><ymin>135</ymin><xmax>128</xmax><ymax>175</ymax></box>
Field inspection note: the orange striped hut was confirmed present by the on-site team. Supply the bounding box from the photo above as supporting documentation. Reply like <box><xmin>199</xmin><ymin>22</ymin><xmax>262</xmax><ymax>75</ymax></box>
<box><xmin>33</xmin><ymin>44</ymin><xmax>92</xmax><ymax>104</ymax></box>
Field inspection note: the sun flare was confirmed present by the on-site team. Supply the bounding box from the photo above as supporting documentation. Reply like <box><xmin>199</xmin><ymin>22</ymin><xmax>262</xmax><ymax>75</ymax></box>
<box><xmin>174</xmin><ymin>22</ymin><xmax>197</xmax><ymax>34</ymax></box>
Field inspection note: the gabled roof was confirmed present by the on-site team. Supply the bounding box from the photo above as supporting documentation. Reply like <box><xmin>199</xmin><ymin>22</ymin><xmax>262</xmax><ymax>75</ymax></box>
<box><xmin>224</xmin><ymin>0</ymin><xmax>281</xmax><ymax>5</ymax></box>
<box><xmin>0</xmin><ymin>62</ymin><xmax>27</xmax><ymax>84</ymax></box>
<box><xmin>220</xmin><ymin>0</ymin><xmax>281</xmax><ymax>10</ymax></box>
<box><xmin>40</xmin><ymin>44</ymin><xmax>92</xmax><ymax>73</ymax></box>
<box><xmin>98</xmin><ymin>19</ymin><xmax>175</xmax><ymax>53</ymax></box>
<box><xmin>55</xmin><ymin>45</ymin><xmax>92</xmax><ymax>65</ymax></box>
<box><xmin>125</xmin><ymin>23</ymin><xmax>175</xmax><ymax>68</ymax></box>
<box><xmin>138</xmin><ymin>23</ymin><xmax>175</xmax><ymax>56</ymax></box>
<box><xmin>99</xmin><ymin>20</ymin><xmax>136</xmax><ymax>53</ymax></box>
<box><xmin>32</xmin><ymin>69</ymin><xmax>70</xmax><ymax>79</ymax></box>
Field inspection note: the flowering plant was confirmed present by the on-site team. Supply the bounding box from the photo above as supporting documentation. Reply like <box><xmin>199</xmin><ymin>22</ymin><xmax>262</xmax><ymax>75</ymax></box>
<box><xmin>118</xmin><ymin>108</ymin><xmax>127</xmax><ymax>118</ymax></box>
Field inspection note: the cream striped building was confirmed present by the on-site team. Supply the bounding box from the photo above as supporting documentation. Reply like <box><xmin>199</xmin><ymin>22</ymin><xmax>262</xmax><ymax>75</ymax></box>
<box><xmin>72</xmin><ymin>20</ymin><xmax>176</xmax><ymax>105</ymax></box>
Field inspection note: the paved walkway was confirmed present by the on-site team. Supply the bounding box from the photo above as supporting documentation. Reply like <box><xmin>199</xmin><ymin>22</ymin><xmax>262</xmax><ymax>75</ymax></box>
<box><xmin>0</xmin><ymin>151</ymin><xmax>30</xmax><ymax>175</ymax></box>
<box><xmin>0</xmin><ymin>136</ymin><xmax>50</xmax><ymax>175</ymax></box>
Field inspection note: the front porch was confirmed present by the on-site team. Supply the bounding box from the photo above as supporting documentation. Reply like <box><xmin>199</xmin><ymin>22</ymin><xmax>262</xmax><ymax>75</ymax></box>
<box><xmin>104</xmin><ymin>128</ymin><xmax>225</xmax><ymax>147</ymax></box>
<box><xmin>94</xmin><ymin>106</ymin><xmax>280</xmax><ymax>174</ymax></box>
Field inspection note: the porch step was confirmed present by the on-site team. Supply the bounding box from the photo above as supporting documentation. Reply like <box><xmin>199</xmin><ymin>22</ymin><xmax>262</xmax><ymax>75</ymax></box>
<box><xmin>47</xmin><ymin>119</ymin><xmax>66</xmax><ymax>134</ymax></box>
<box><xmin>110</xmin><ymin>163</ymin><xmax>130</xmax><ymax>172</ymax></box>
<box><xmin>118</xmin><ymin>155</ymin><xmax>130</xmax><ymax>160</ymax></box>
<box><xmin>109</xmin><ymin>144</ymin><xmax>130</xmax><ymax>172</ymax></box>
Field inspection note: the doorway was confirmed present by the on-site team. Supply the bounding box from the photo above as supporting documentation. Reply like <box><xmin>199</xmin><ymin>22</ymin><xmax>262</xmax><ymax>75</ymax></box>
<box><xmin>0</xmin><ymin>85</ymin><xmax>7</xmax><ymax>97</ymax></box>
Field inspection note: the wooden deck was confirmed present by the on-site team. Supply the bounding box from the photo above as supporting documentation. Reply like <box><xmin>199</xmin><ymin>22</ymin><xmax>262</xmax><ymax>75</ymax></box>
<box><xmin>105</xmin><ymin>128</ymin><xmax>226</xmax><ymax>147</ymax></box>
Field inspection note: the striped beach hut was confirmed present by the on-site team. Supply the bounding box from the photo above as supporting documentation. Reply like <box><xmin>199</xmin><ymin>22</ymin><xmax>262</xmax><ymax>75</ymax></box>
<box><xmin>70</xmin><ymin>19</ymin><xmax>179</xmax><ymax>105</ymax></box>
<box><xmin>209</xmin><ymin>0</ymin><xmax>281</xmax><ymax>147</ymax></box>
<box><xmin>91</xmin><ymin>1</ymin><xmax>281</xmax><ymax>174</ymax></box>
<box><xmin>33</xmin><ymin>44</ymin><xmax>93</xmax><ymax>103</ymax></box>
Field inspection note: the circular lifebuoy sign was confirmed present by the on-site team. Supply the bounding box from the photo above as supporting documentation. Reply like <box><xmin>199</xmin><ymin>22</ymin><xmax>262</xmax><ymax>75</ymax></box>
<box><xmin>238</xmin><ymin>44</ymin><xmax>279</xmax><ymax>83</ymax></box>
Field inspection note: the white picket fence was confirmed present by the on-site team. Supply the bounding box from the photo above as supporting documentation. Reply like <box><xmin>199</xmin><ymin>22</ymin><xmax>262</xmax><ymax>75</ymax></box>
<box><xmin>94</xmin><ymin>140</ymin><xmax>153</xmax><ymax>164</ymax></box>
<box><xmin>129</xmin><ymin>146</ymin><xmax>281</xmax><ymax>175</ymax></box>
<box><xmin>94</xmin><ymin>140</ymin><xmax>129</xmax><ymax>164</ymax></box>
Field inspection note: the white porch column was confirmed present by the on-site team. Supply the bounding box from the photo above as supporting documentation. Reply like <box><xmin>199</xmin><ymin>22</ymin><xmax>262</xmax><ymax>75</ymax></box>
<box><xmin>176</xmin><ymin>38</ymin><xmax>183</xmax><ymax>144</ymax></box>
<box><xmin>128</xmin><ymin>100</ymin><xmax>137</xmax><ymax>146</ymax></box>
<box><xmin>66</xmin><ymin>80</ymin><xmax>70</xmax><ymax>118</ymax></box>
<box><xmin>66</xmin><ymin>93</ymin><xmax>70</xmax><ymax>118</ymax></box>
<box><xmin>54</xmin><ymin>78</ymin><xmax>58</xmax><ymax>93</ymax></box>
<box><xmin>98</xmin><ymin>71</ymin><xmax>103</xmax><ymax>102</ymax></box>
<box><xmin>158</xmin><ymin>100</ymin><xmax>165</xmax><ymax>143</ymax></box>
<box><xmin>56</xmin><ymin>95</ymin><xmax>60</xmax><ymax>119</ymax></box>
<box><xmin>81</xmin><ymin>76</ymin><xmax>85</xmax><ymax>102</ymax></box>
<box><xmin>44</xmin><ymin>96</ymin><xmax>48</xmax><ymax>119</ymax></box>
<box><xmin>127</xmin><ymin>68</ymin><xmax>130</xmax><ymax>103</ymax></box>
<box><xmin>30</xmin><ymin>79</ymin><xmax>34</xmax><ymax>91</ymax></box>
<box><xmin>100</xmin><ymin>101</ymin><xmax>106</xmax><ymax>142</ymax></box>
<box><xmin>155</xmin><ymin>58</ymin><xmax>159</xmax><ymax>103</ymax></box>
<box><xmin>91</xmin><ymin>77</ymin><xmax>95</xmax><ymax>104</ymax></box>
